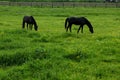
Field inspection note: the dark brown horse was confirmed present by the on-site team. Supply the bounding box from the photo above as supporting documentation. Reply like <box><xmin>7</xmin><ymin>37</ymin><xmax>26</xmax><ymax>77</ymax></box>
<box><xmin>65</xmin><ymin>17</ymin><xmax>94</xmax><ymax>33</ymax></box>
<box><xmin>22</xmin><ymin>16</ymin><xmax>38</xmax><ymax>31</ymax></box>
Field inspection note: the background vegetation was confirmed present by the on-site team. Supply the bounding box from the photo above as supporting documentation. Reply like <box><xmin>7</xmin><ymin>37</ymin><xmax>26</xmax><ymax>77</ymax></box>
<box><xmin>0</xmin><ymin>6</ymin><xmax>120</xmax><ymax>80</ymax></box>
<box><xmin>0</xmin><ymin>0</ymin><xmax>104</xmax><ymax>2</ymax></box>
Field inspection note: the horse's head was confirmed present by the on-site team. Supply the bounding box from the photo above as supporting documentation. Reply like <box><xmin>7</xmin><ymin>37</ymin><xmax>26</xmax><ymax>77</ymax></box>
<box><xmin>89</xmin><ymin>27</ymin><xmax>94</xmax><ymax>33</ymax></box>
<box><xmin>34</xmin><ymin>25</ymin><xmax>38</xmax><ymax>31</ymax></box>
<box><xmin>86</xmin><ymin>20</ymin><xmax>94</xmax><ymax>33</ymax></box>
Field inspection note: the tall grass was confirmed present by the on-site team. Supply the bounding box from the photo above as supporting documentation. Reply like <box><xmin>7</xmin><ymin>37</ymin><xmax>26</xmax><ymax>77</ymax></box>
<box><xmin>0</xmin><ymin>6</ymin><xmax>120</xmax><ymax>80</ymax></box>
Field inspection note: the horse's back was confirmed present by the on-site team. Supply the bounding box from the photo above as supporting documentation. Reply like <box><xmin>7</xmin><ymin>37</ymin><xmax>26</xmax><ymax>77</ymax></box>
<box><xmin>23</xmin><ymin>16</ymin><xmax>30</xmax><ymax>21</ymax></box>
<box><xmin>67</xmin><ymin>17</ymin><xmax>87</xmax><ymax>25</ymax></box>
<box><xmin>23</xmin><ymin>16</ymin><xmax>34</xmax><ymax>24</ymax></box>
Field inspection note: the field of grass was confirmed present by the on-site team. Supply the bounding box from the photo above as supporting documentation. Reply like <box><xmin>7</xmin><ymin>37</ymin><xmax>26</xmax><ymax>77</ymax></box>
<box><xmin>0</xmin><ymin>6</ymin><xmax>120</xmax><ymax>80</ymax></box>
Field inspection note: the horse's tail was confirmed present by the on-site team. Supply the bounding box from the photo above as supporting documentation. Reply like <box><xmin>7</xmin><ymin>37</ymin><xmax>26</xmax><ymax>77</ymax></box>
<box><xmin>65</xmin><ymin>18</ymin><xmax>69</xmax><ymax>29</ymax></box>
<box><xmin>22</xmin><ymin>19</ymin><xmax>25</xmax><ymax>29</ymax></box>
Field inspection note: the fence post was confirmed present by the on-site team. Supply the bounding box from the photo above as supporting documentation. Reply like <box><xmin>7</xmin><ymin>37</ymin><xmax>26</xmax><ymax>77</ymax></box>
<box><xmin>62</xmin><ymin>2</ymin><xmax>64</xmax><ymax>8</ymax></box>
<box><xmin>116</xmin><ymin>3</ymin><xmax>119</xmax><ymax>8</ymax></box>
<box><xmin>73</xmin><ymin>2</ymin><xmax>75</xmax><ymax>8</ymax></box>
<box><xmin>8</xmin><ymin>2</ymin><xmax>11</xmax><ymax>6</ymax></box>
<box><xmin>52</xmin><ymin>2</ymin><xmax>53</xmax><ymax>8</ymax></box>
<box><xmin>41</xmin><ymin>2</ymin><xmax>43</xmax><ymax>8</ymax></box>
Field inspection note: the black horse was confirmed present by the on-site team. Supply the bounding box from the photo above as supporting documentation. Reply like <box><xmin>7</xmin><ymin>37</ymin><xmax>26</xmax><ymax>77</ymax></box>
<box><xmin>22</xmin><ymin>16</ymin><xmax>38</xmax><ymax>31</ymax></box>
<box><xmin>65</xmin><ymin>17</ymin><xmax>94</xmax><ymax>33</ymax></box>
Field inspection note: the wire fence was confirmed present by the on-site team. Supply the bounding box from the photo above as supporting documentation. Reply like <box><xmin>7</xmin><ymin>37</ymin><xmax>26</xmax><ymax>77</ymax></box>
<box><xmin>0</xmin><ymin>1</ymin><xmax>120</xmax><ymax>8</ymax></box>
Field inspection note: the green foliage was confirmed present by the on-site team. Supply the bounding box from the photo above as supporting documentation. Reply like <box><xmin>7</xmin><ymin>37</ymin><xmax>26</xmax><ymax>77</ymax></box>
<box><xmin>0</xmin><ymin>0</ymin><xmax>103</xmax><ymax>2</ymax></box>
<box><xmin>0</xmin><ymin>6</ymin><xmax>120</xmax><ymax>80</ymax></box>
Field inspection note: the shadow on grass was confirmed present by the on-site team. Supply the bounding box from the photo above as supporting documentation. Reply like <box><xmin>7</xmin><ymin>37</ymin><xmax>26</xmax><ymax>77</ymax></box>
<box><xmin>64</xmin><ymin>50</ymin><xmax>88</xmax><ymax>62</ymax></box>
<box><xmin>5</xmin><ymin>29</ymin><xmax>27</xmax><ymax>34</ymax></box>
<box><xmin>0</xmin><ymin>47</ymin><xmax>49</xmax><ymax>67</ymax></box>
<box><xmin>31</xmin><ymin>34</ymin><xmax>52</xmax><ymax>43</ymax></box>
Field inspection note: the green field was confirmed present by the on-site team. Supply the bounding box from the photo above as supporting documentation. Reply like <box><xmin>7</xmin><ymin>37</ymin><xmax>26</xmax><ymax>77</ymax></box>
<box><xmin>0</xmin><ymin>6</ymin><xmax>120</xmax><ymax>80</ymax></box>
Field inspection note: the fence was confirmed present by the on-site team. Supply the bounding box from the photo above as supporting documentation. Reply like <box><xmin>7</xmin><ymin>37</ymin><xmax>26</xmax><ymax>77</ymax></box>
<box><xmin>0</xmin><ymin>2</ymin><xmax>120</xmax><ymax>8</ymax></box>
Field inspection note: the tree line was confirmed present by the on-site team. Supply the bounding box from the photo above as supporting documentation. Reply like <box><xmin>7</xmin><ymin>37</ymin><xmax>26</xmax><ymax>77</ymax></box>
<box><xmin>0</xmin><ymin>0</ymin><xmax>104</xmax><ymax>2</ymax></box>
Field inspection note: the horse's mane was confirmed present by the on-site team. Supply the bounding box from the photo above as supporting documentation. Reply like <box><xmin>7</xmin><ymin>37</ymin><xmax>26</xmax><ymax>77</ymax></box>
<box><xmin>84</xmin><ymin>17</ymin><xmax>93</xmax><ymax>28</ymax></box>
<box><xmin>84</xmin><ymin>17</ymin><xmax>94</xmax><ymax>33</ymax></box>
<box><xmin>30</xmin><ymin>16</ymin><xmax>37</xmax><ymax>26</ymax></box>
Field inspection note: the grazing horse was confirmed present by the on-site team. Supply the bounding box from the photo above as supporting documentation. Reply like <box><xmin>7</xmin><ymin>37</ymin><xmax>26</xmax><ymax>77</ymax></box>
<box><xmin>65</xmin><ymin>17</ymin><xmax>94</xmax><ymax>33</ymax></box>
<box><xmin>22</xmin><ymin>16</ymin><xmax>38</xmax><ymax>31</ymax></box>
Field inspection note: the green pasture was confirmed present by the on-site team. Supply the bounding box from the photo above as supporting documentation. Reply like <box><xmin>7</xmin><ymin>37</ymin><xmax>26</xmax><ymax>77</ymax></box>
<box><xmin>0</xmin><ymin>6</ymin><xmax>120</xmax><ymax>80</ymax></box>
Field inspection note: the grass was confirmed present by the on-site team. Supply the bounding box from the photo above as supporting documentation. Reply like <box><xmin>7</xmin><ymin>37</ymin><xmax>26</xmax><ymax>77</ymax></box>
<box><xmin>0</xmin><ymin>6</ymin><xmax>120</xmax><ymax>80</ymax></box>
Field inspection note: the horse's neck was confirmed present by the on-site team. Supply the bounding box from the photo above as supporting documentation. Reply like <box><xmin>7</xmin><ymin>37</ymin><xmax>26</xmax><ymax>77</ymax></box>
<box><xmin>86</xmin><ymin>21</ymin><xmax>92</xmax><ymax>28</ymax></box>
<box><xmin>33</xmin><ymin>21</ymin><xmax>37</xmax><ymax>27</ymax></box>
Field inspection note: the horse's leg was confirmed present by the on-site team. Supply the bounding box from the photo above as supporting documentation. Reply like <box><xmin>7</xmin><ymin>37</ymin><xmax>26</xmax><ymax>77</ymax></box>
<box><xmin>66</xmin><ymin>24</ymin><xmax>72</xmax><ymax>32</ymax></box>
<box><xmin>27</xmin><ymin>23</ymin><xmax>28</xmax><ymax>30</ymax></box>
<box><xmin>81</xmin><ymin>26</ymin><xmax>83</xmax><ymax>33</ymax></box>
<box><xmin>69</xmin><ymin>24</ymin><xmax>72</xmax><ymax>32</ymax></box>
<box><xmin>22</xmin><ymin>21</ymin><xmax>25</xmax><ymax>29</ymax></box>
<box><xmin>77</xmin><ymin>26</ymin><xmax>81</xmax><ymax>33</ymax></box>
<box><xmin>77</xmin><ymin>25</ymin><xmax>83</xmax><ymax>33</ymax></box>
<box><xmin>31</xmin><ymin>24</ymin><xmax>33</xmax><ymax>30</ymax></box>
<box><xmin>29</xmin><ymin>24</ymin><xmax>32</xmax><ymax>30</ymax></box>
<box><xmin>66</xmin><ymin>24</ymin><xmax>69</xmax><ymax>32</ymax></box>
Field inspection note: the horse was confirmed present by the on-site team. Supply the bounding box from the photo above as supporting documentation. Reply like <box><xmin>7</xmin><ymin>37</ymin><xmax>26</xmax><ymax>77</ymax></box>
<box><xmin>22</xmin><ymin>16</ymin><xmax>38</xmax><ymax>31</ymax></box>
<box><xmin>65</xmin><ymin>17</ymin><xmax>94</xmax><ymax>34</ymax></box>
